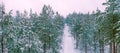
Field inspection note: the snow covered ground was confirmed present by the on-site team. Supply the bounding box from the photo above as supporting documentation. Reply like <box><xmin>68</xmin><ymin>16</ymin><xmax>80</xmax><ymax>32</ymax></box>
<box><xmin>61</xmin><ymin>24</ymin><xmax>79</xmax><ymax>53</ymax></box>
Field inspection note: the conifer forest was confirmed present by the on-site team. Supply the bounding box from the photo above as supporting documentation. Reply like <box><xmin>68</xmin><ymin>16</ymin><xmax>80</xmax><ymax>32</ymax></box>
<box><xmin>0</xmin><ymin>0</ymin><xmax>120</xmax><ymax>53</ymax></box>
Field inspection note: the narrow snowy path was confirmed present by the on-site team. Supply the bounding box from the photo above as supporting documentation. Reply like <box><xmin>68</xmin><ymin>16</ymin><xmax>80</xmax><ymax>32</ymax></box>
<box><xmin>61</xmin><ymin>24</ymin><xmax>79</xmax><ymax>53</ymax></box>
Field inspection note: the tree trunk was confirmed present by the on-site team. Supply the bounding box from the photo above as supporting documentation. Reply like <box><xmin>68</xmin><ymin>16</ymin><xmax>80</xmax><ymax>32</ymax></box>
<box><xmin>49</xmin><ymin>36</ymin><xmax>50</xmax><ymax>49</ymax></box>
<box><xmin>113</xmin><ymin>42</ymin><xmax>117</xmax><ymax>53</ymax></box>
<box><xmin>99</xmin><ymin>40</ymin><xmax>102</xmax><ymax>53</ymax></box>
<box><xmin>28</xmin><ymin>35</ymin><xmax>30</xmax><ymax>53</ymax></box>
<box><xmin>101</xmin><ymin>42</ymin><xmax>104</xmax><ymax>53</ymax></box>
<box><xmin>1</xmin><ymin>36</ymin><xmax>4</xmax><ymax>53</ymax></box>
<box><xmin>94</xmin><ymin>43</ymin><xmax>97</xmax><ymax>53</ymax></box>
<box><xmin>76</xmin><ymin>37</ymin><xmax>79</xmax><ymax>49</ymax></box>
<box><xmin>93</xmin><ymin>34</ymin><xmax>97</xmax><ymax>53</ymax></box>
<box><xmin>76</xmin><ymin>33</ymin><xmax>80</xmax><ymax>49</ymax></box>
<box><xmin>115</xmin><ymin>44</ymin><xmax>117</xmax><ymax>53</ymax></box>
<box><xmin>43</xmin><ymin>43</ymin><xmax>46</xmax><ymax>53</ymax></box>
<box><xmin>110</xmin><ymin>43</ymin><xmax>113</xmax><ymax>53</ymax></box>
<box><xmin>85</xmin><ymin>42</ymin><xmax>87</xmax><ymax>53</ymax></box>
<box><xmin>43</xmin><ymin>37</ymin><xmax>46</xmax><ymax>53</ymax></box>
<box><xmin>28</xmin><ymin>47</ymin><xmax>30</xmax><ymax>53</ymax></box>
<box><xmin>99</xmin><ymin>40</ymin><xmax>104</xmax><ymax>53</ymax></box>
<box><xmin>112</xmin><ymin>27</ymin><xmax>117</xmax><ymax>53</ymax></box>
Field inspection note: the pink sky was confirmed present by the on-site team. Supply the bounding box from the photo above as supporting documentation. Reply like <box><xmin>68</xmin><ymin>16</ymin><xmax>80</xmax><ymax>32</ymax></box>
<box><xmin>1</xmin><ymin>0</ymin><xmax>106</xmax><ymax>17</ymax></box>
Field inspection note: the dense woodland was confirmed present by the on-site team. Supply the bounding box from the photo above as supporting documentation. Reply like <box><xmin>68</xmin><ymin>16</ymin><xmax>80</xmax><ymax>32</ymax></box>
<box><xmin>0</xmin><ymin>0</ymin><xmax>120</xmax><ymax>53</ymax></box>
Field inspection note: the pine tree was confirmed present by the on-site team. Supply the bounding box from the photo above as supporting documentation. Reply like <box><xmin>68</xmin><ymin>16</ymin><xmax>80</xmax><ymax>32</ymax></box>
<box><xmin>103</xmin><ymin>0</ymin><xmax>120</xmax><ymax>53</ymax></box>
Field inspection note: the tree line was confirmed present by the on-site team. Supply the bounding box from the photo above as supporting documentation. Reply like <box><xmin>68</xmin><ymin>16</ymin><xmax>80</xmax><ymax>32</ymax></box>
<box><xmin>66</xmin><ymin>0</ymin><xmax>120</xmax><ymax>53</ymax></box>
<box><xmin>0</xmin><ymin>4</ymin><xmax>64</xmax><ymax>53</ymax></box>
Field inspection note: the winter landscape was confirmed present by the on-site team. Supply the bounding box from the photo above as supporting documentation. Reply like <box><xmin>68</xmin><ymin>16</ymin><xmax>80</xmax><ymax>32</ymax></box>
<box><xmin>0</xmin><ymin>0</ymin><xmax>120</xmax><ymax>53</ymax></box>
